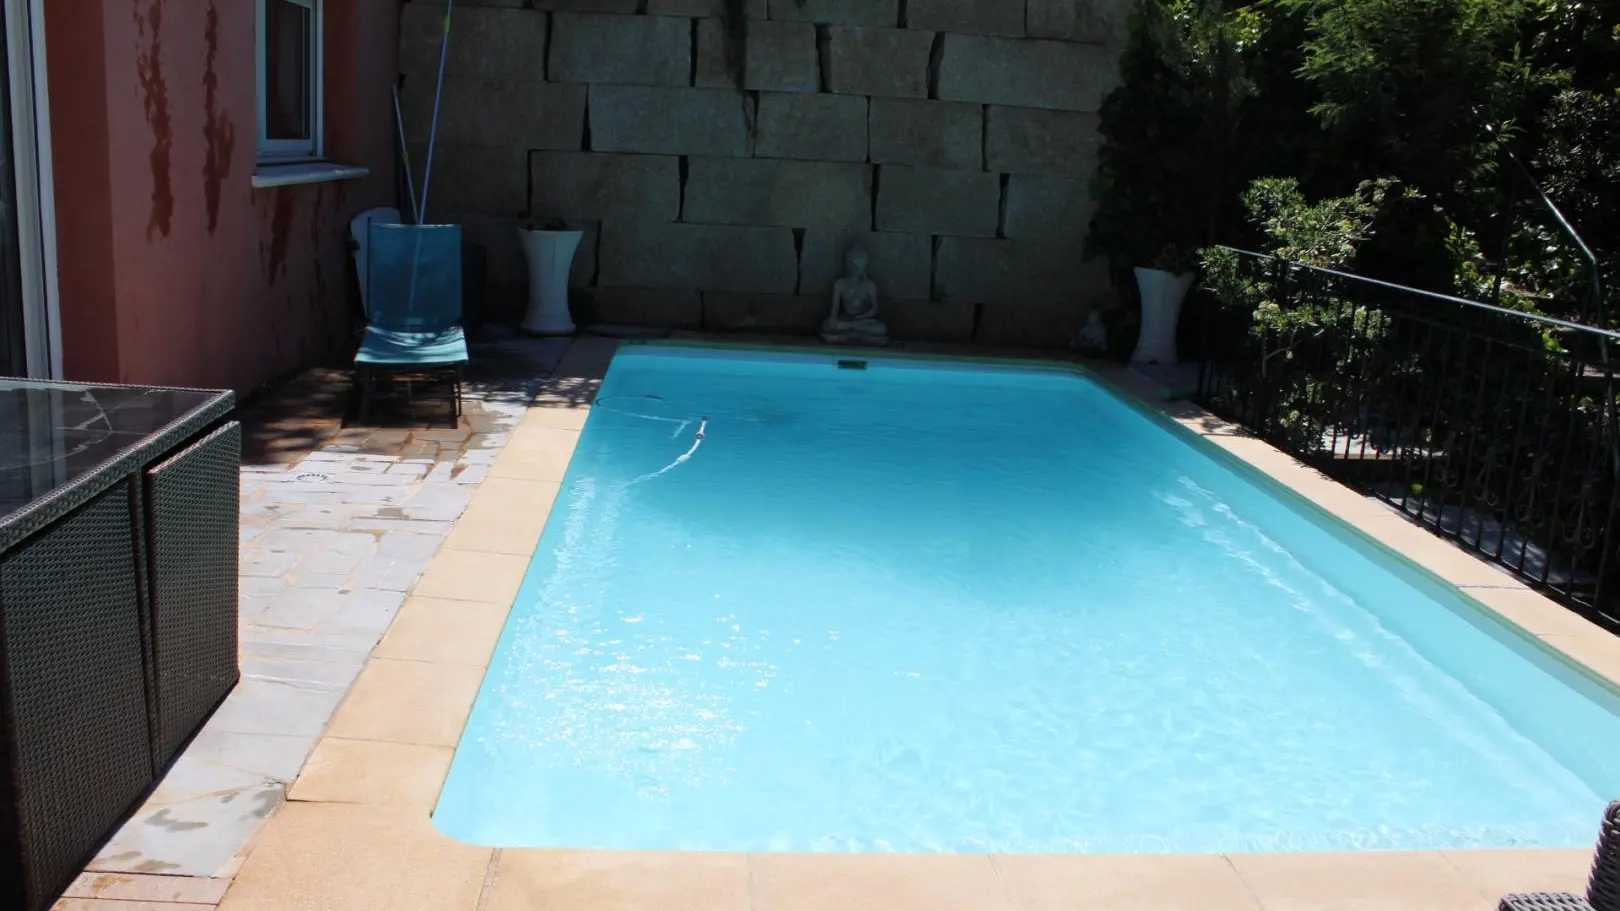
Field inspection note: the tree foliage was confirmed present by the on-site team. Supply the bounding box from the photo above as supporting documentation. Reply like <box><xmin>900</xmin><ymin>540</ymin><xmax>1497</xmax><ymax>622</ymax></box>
<box><xmin>1088</xmin><ymin>0</ymin><xmax>1620</xmax><ymax>327</ymax></box>
<box><xmin>1289</xmin><ymin>0</ymin><xmax>1528</xmax><ymax>205</ymax></box>
<box><xmin>1085</xmin><ymin>0</ymin><xmax>1251</xmax><ymax>277</ymax></box>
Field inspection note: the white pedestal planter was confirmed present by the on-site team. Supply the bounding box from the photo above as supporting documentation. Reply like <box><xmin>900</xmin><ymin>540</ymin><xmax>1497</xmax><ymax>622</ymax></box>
<box><xmin>1131</xmin><ymin>266</ymin><xmax>1195</xmax><ymax>365</ymax></box>
<box><xmin>517</xmin><ymin>228</ymin><xmax>582</xmax><ymax>336</ymax></box>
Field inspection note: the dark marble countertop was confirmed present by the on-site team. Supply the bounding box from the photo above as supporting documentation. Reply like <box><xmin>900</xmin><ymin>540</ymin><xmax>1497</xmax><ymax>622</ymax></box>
<box><xmin>0</xmin><ymin>379</ymin><xmax>233</xmax><ymax>546</ymax></box>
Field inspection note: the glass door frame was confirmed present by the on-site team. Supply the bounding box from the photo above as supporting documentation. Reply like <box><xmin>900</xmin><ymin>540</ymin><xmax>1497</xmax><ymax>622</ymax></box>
<box><xmin>3</xmin><ymin>0</ymin><xmax>59</xmax><ymax>380</ymax></box>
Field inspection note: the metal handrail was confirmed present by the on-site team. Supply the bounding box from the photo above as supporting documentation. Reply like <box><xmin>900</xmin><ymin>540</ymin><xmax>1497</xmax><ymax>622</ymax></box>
<box><xmin>1497</xmin><ymin>144</ymin><xmax>1608</xmax><ymax>332</ymax></box>
<box><xmin>1214</xmin><ymin>247</ymin><xmax>1620</xmax><ymax>343</ymax></box>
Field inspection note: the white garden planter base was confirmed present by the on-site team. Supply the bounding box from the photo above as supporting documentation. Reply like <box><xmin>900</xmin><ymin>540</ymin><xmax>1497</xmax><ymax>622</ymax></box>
<box><xmin>517</xmin><ymin>228</ymin><xmax>582</xmax><ymax>336</ymax></box>
<box><xmin>1131</xmin><ymin>266</ymin><xmax>1195</xmax><ymax>365</ymax></box>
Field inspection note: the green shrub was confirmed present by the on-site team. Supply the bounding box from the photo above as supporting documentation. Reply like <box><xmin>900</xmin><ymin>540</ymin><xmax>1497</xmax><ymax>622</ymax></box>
<box><xmin>1288</xmin><ymin>0</ymin><xmax>1528</xmax><ymax>209</ymax></box>
<box><xmin>1200</xmin><ymin>178</ymin><xmax>1400</xmax><ymax>449</ymax></box>
<box><xmin>1086</xmin><ymin>0</ymin><xmax>1252</xmax><ymax>285</ymax></box>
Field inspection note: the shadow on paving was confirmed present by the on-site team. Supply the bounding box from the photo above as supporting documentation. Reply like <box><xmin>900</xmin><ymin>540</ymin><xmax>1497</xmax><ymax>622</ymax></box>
<box><xmin>233</xmin><ymin>333</ymin><xmax>577</xmax><ymax>466</ymax></box>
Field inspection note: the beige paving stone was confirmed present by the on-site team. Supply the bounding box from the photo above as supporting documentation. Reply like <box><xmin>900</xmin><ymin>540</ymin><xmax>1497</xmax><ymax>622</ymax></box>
<box><xmin>53</xmin><ymin>894</ymin><xmax>196</xmax><ymax>901</ymax></box>
<box><xmin>489</xmin><ymin>448</ymin><xmax>579</xmax><ymax>482</ymax></box>
<box><xmin>1538</xmin><ymin>631</ymin><xmax>1620</xmax><ymax>685</ymax></box>
<box><xmin>468</xmin><ymin>476</ymin><xmax>565</xmax><ymax>511</ymax></box>
<box><xmin>1442</xmin><ymin>849</ymin><xmax>1593</xmax><ymax>900</ymax></box>
<box><xmin>1353</xmin><ymin>515</ymin><xmax>1523</xmax><ymax>588</ymax></box>
<box><xmin>1463</xmin><ymin>587</ymin><xmax>1609</xmax><ymax>638</ymax></box>
<box><xmin>487</xmin><ymin>850</ymin><xmax>750</xmax><ymax>911</ymax></box>
<box><xmin>287</xmin><ymin>738</ymin><xmax>454</xmax><ymax>807</ymax></box>
<box><xmin>442</xmin><ymin>498</ymin><xmax>553</xmax><ymax>556</ymax></box>
<box><xmin>506</xmin><ymin>424</ymin><xmax>583</xmax><ymax>451</ymax></box>
<box><xmin>1203</xmin><ymin>432</ymin><xmax>1319</xmax><ymax>478</ymax></box>
<box><xmin>996</xmin><ymin>853</ymin><xmax>1261</xmax><ymax>910</ymax></box>
<box><xmin>1228</xmin><ymin>851</ymin><xmax>1491</xmax><ymax>911</ymax></box>
<box><xmin>217</xmin><ymin>803</ymin><xmax>490</xmax><ymax>911</ymax></box>
<box><xmin>749</xmin><ymin>853</ymin><xmax>1006</xmax><ymax>911</ymax></box>
<box><xmin>523</xmin><ymin>403</ymin><xmax>591</xmax><ymax>431</ymax></box>
<box><xmin>412</xmin><ymin>548</ymin><xmax>530</xmax><ymax>604</ymax></box>
<box><xmin>1174</xmin><ymin>413</ymin><xmax>1249</xmax><ymax>436</ymax></box>
<box><xmin>325</xmin><ymin>657</ymin><xmax>485</xmax><ymax>747</ymax></box>
<box><xmin>1194</xmin><ymin>433</ymin><xmax>1414</xmax><ymax>531</ymax></box>
<box><xmin>1299</xmin><ymin>487</ymin><xmax>1404</xmax><ymax>530</ymax></box>
<box><xmin>491</xmin><ymin>428</ymin><xmax>581</xmax><ymax>482</ymax></box>
<box><xmin>374</xmin><ymin>597</ymin><xmax>512</xmax><ymax>666</ymax></box>
<box><xmin>63</xmin><ymin>871</ymin><xmax>230</xmax><ymax>904</ymax></box>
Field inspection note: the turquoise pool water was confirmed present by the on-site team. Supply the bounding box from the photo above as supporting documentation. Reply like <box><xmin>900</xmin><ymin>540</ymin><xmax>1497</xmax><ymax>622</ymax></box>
<box><xmin>433</xmin><ymin>346</ymin><xmax>1620</xmax><ymax>854</ymax></box>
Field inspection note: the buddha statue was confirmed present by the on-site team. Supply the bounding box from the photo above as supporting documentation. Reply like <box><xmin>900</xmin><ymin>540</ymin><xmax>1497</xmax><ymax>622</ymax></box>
<box><xmin>1073</xmin><ymin>310</ymin><xmax>1108</xmax><ymax>355</ymax></box>
<box><xmin>820</xmin><ymin>244</ymin><xmax>889</xmax><ymax>345</ymax></box>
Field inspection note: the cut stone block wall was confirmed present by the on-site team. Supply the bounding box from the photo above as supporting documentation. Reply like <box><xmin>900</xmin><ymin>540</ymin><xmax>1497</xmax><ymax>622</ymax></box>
<box><xmin>400</xmin><ymin>0</ymin><xmax>1123</xmax><ymax>346</ymax></box>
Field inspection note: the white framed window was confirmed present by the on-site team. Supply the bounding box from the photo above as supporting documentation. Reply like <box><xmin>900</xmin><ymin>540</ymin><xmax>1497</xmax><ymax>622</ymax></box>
<box><xmin>256</xmin><ymin>0</ymin><xmax>323</xmax><ymax>162</ymax></box>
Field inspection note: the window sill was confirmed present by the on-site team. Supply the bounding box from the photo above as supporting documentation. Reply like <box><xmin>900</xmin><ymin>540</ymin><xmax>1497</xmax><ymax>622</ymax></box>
<box><xmin>252</xmin><ymin>162</ymin><xmax>369</xmax><ymax>189</ymax></box>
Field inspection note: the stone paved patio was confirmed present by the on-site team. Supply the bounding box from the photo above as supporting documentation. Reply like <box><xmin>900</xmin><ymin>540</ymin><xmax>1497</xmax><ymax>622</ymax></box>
<box><xmin>59</xmin><ymin>336</ymin><xmax>571</xmax><ymax>897</ymax></box>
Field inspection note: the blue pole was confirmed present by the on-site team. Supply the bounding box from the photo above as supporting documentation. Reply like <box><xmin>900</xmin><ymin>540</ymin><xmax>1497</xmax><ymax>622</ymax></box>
<box><xmin>417</xmin><ymin>0</ymin><xmax>453</xmax><ymax>225</ymax></box>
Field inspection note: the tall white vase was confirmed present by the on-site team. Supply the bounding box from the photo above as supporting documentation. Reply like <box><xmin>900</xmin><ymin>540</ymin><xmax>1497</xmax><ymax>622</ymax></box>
<box><xmin>517</xmin><ymin>228</ymin><xmax>582</xmax><ymax>335</ymax></box>
<box><xmin>1131</xmin><ymin>266</ymin><xmax>1195</xmax><ymax>365</ymax></box>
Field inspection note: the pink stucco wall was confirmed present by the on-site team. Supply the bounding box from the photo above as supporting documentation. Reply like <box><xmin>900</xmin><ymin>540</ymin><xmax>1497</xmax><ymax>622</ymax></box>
<box><xmin>48</xmin><ymin>0</ymin><xmax>398</xmax><ymax>394</ymax></box>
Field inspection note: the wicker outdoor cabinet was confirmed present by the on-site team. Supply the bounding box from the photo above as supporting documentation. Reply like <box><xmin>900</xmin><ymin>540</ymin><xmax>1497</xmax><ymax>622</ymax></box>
<box><xmin>0</xmin><ymin>380</ymin><xmax>239</xmax><ymax>911</ymax></box>
<box><xmin>1498</xmin><ymin>801</ymin><xmax>1620</xmax><ymax>911</ymax></box>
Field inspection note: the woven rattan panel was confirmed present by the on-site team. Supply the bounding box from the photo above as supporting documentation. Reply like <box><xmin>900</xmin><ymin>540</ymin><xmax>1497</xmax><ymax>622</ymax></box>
<box><xmin>1499</xmin><ymin>895</ymin><xmax>1597</xmax><ymax>910</ymax></box>
<box><xmin>145</xmin><ymin>421</ymin><xmax>241</xmax><ymax>768</ymax></box>
<box><xmin>0</xmin><ymin>483</ymin><xmax>154</xmax><ymax>911</ymax></box>
<box><xmin>1590</xmin><ymin>801</ymin><xmax>1620</xmax><ymax>911</ymax></box>
<box><xmin>1497</xmin><ymin>800</ymin><xmax>1620</xmax><ymax>911</ymax></box>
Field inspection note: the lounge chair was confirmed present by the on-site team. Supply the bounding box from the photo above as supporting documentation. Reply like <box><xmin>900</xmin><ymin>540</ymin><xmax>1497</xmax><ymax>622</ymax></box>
<box><xmin>1498</xmin><ymin>801</ymin><xmax>1620</xmax><ymax>911</ymax></box>
<box><xmin>354</xmin><ymin>222</ymin><xmax>468</xmax><ymax>426</ymax></box>
<box><xmin>349</xmin><ymin>207</ymin><xmax>402</xmax><ymax>317</ymax></box>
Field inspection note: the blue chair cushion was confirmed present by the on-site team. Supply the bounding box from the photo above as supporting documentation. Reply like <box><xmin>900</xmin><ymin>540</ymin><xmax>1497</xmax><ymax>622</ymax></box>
<box><xmin>354</xmin><ymin>326</ymin><xmax>469</xmax><ymax>366</ymax></box>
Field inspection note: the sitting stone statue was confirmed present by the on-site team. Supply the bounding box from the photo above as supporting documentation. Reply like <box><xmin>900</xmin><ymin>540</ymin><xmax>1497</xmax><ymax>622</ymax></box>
<box><xmin>821</xmin><ymin>244</ymin><xmax>889</xmax><ymax>345</ymax></box>
<box><xmin>1073</xmin><ymin>310</ymin><xmax>1108</xmax><ymax>355</ymax></box>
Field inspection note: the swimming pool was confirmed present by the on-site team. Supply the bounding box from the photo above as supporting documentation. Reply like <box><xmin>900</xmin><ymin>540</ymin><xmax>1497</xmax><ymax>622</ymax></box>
<box><xmin>433</xmin><ymin>345</ymin><xmax>1620</xmax><ymax>854</ymax></box>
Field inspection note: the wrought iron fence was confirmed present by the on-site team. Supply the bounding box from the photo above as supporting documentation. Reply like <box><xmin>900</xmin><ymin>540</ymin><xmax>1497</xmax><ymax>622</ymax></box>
<box><xmin>1195</xmin><ymin>248</ymin><xmax>1620</xmax><ymax>631</ymax></box>
<box><xmin>1489</xmin><ymin>139</ymin><xmax>1610</xmax><ymax>332</ymax></box>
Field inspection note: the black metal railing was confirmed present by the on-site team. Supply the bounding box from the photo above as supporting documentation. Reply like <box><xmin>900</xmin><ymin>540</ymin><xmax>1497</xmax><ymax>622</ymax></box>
<box><xmin>1489</xmin><ymin>137</ymin><xmax>1610</xmax><ymax>336</ymax></box>
<box><xmin>1196</xmin><ymin>248</ymin><xmax>1620</xmax><ymax>631</ymax></box>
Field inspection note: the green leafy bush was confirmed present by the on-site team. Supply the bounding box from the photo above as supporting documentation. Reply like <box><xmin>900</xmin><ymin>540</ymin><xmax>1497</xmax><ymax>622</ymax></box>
<box><xmin>1094</xmin><ymin>0</ymin><xmax>1619</xmax><ymax>332</ymax></box>
<box><xmin>1086</xmin><ymin>0</ymin><xmax>1252</xmax><ymax>283</ymax></box>
<box><xmin>1201</xmin><ymin>178</ymin><xmax>1400</xmax><ymax>450</ymax></box>
<box><xmin>1288</xmin><ymin>0</ymin><xmax>1528</xmax><ymax>210</ymax></box>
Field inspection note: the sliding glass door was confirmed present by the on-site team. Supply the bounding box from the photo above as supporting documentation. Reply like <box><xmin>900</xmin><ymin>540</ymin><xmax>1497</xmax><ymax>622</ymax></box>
<box><xmin>0</xmin><ymin>3</ymin><xmax>26</xmax><ymax>378</ymax></box>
